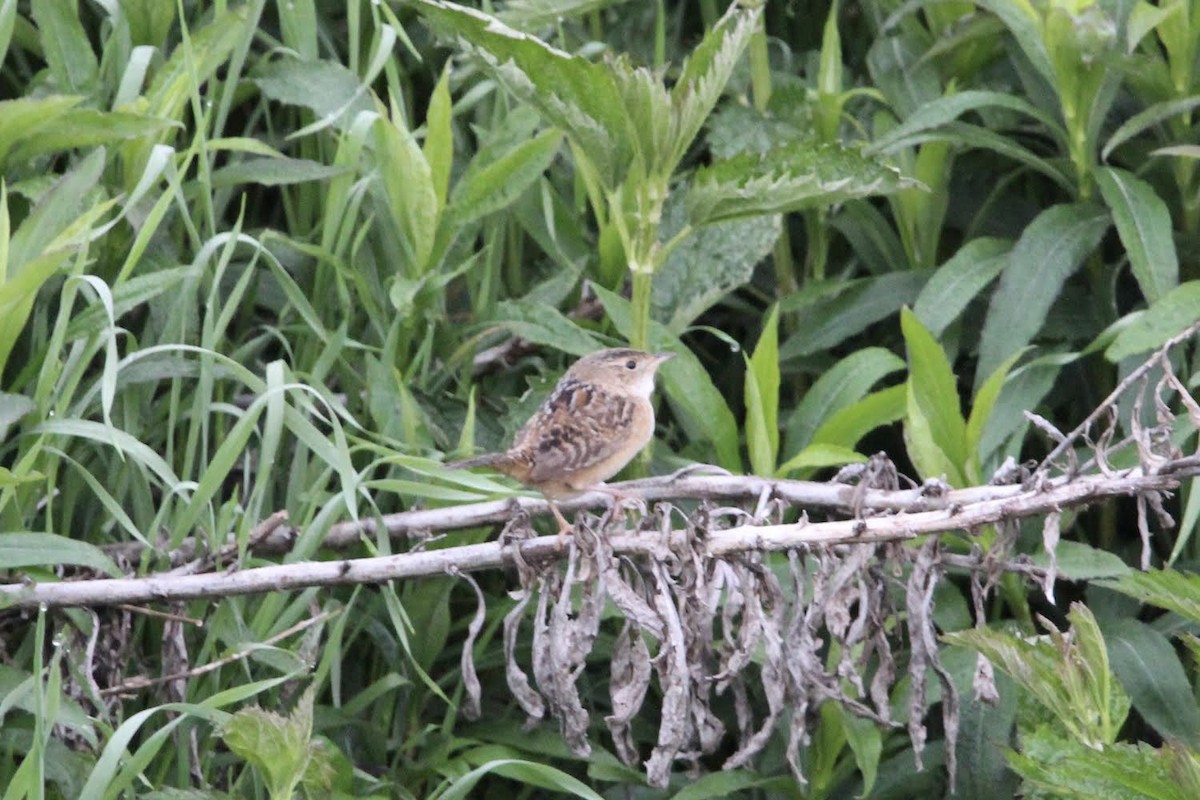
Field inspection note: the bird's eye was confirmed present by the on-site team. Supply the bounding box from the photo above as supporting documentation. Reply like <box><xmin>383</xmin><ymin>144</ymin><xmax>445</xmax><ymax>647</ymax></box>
<box><xmin>625</xmin><ymin>359</ymin><xmax>637</xmax><ymax>370</ymax></box>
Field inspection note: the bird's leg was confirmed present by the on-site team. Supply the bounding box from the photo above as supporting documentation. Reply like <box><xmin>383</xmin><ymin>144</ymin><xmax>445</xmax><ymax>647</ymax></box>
<box><xmin>547</xmin><ymin>499</ymin><xmax>573</xmax><ymax>544</ymax></box>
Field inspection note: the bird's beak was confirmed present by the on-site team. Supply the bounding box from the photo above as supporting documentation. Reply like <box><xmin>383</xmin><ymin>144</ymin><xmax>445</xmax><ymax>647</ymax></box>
<box><xmin>652</xmin><ymin>351</ymin><xmax>676</xmax><ymax>365</ymax></box>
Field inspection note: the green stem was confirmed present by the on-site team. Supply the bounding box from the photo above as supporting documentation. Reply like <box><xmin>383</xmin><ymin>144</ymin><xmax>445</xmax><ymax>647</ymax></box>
<box><xmin>630</xmin><ymin>269</ymin><xmax>653</xmax><ymax>352</ymax></box>
<box><xmin>749</xmin><ymin>19</ymin><xmax>771</xmax><ymax>112</ymax></box>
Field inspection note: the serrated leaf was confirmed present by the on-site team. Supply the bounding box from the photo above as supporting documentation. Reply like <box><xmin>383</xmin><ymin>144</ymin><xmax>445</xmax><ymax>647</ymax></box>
<box><xmin>689</xmin><ymin>142</ymin><xmax>919</xmax><ymax>225</ymax></box>
<box><xmin>0</xmin><ymin>532</ymin><xmax>121</xmax><ymax>578</ymax></box>
<box><xmin>669</xmin><ymin>5</ymin><xmax>760</xmax><ymax>168</ymax></box>
<box><xmin>413</xmin><ymin>0</ymin><xmax>628</xmax><ymax>187</ymax></box>
<box><xmin>210</xmin><ymin>156</ymin><xmax>350</xmax><ymax>188</ymax></box>
<box><xmin>1095</xmin><ymin>167</ymin><xmax>1178</xmax><ymax>303</ymax></box>
<box><xmin>975</xmin><ymin>203</ymin><xmax>1109</xmax><ymax>391</ymax></box>
<box><xmin>653</xmin><ymin>192</ymin><xmax>779</xmax><ymax>332</ymax></box>
<box><xmin>1097</xmin><ymin>569</ymin><xmax>1200</xmax><ymax>624</ymax></box>
<box><xmin>913</xmin><ymin>237</ymin><xmax>1011</xmax><ymax>337</ymax></box>
<box><xmin>1105</xmin><ymin>281</ymin><xmax>1200</xmax><ymax>361</ymax></box>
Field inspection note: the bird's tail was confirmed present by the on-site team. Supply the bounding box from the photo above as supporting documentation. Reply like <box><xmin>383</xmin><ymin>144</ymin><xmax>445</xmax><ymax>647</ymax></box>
<box><xmin>445</xmin><ymin>452</ymin><xmax>512</xmax><ymax>471</ymax></box>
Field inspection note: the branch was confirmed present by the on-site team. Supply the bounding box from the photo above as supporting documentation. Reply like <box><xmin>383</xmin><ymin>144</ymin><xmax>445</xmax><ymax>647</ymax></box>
<box><xmin>7</xmin><ymin>461</ymin><xmax>1194</xmax><ymax>610</ymax></box>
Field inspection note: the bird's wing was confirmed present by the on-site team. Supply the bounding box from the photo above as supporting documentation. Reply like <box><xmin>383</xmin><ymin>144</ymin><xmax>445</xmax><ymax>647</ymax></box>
<box><xmin>512</xmin><ymin>378</ymin><xmax>639</xmax><ymax>485</ymax></box>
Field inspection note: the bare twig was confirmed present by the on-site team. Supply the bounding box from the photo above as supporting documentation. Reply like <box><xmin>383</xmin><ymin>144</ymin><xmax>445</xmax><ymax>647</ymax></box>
<box><xmin>6</xmin><ymin>462</ymin><xmax>1193</xmax><ymax>610</ymax></box>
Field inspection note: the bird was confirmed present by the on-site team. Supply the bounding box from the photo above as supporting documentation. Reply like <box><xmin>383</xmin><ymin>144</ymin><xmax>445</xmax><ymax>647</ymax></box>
<box><xmin>446</xmin><ymin>348</ymin><xmax>675</xmax><ymax>537</ymax></box>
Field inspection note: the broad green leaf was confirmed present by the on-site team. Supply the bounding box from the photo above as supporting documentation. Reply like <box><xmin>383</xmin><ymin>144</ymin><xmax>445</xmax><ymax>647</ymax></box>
<box><xmin>784</xmin><ymin>347</ymin><xmax>905</xmax><ymax>456</ymax></box>
<box><xmin>866</xmin><ymin>90</ymin><xmax>1063</xmax><ymax>156</ymax></box>
<box><xmin>912</xmin><ymin>237</ymin><xmax>1011</xmax><ymax>337</ymax></box>
<box><xmin>965</xmin><ymin>348</ymin><xmax>1026</xmax><ymax>475</ymax></box>
<box><xmin>1105</xmin><ymin>280</ymin><xmax>1200</xmax><ymax>361</ymax></box>
<box><xmin>489</xmin><ymin>299</ymin><xmax>601</xmax><ymax>356</ymax></box>
<box><xmin>435</xmin><ymin>759</ymin><xmax>605</xmax><ymax>800</ymax></box>
<box><xmin>654</xmin><ymin>194</ymin><xmax>780</xmax><ymax>333</ymax></box>
<box><xmin>689</xmin><ymin>142</ymin><xmax>920</xmax><ymax>225</ymax></box>
<box><xmin>591</xmin><ymin>283</ymin><xmax>740</xmax><ymax>470</ymax></box>
<box><xmin>1008</xmin><ymin>728</ymin><xmax>1178</xmax><ymax>800</ymax></box>
<box><xmin>32</xmin><ymin>0</ymin><xmax>98</xmax><ymax>93</ymax></box>
<box><xmin>7</xmin><ymin>109</ymin><xmax>174</xmax><ymax>164</ymax></box>
<box><xmin>780</xmin><ymin>270</ymin><xmax>930</xmax><ymax>358</ymax></box>
<box><xmin>374</xmin><ymin>108</ymin><xmax>438</xmax><ymax>273</ymax></box>
<box><xmin>0</xmin><ymin>96</ymin><xmax>83</xmax><ymax>176</ymax></box>
<box><xmin>670</xmin><ymin>770</ymin><xmax>781</xmax><ymax>800</ymax></box>
<box><xmin>424</xmin><ymin>66</ymin><xmax>454</xmax><ymax>212</ymax></box>
<box><xmin>811</xmin><ymin>384</ymin><xmax>907</xmax><ymax>452</ymax></box>
<box><xmin>413</xmin><ymin>0</ymin><xmax>628</xmax><ymax>188</ymax></box>
<box><xmin>252</xmin><ymin>57</ymin><xmax>374</xmax><ymax>130</ymax></box>
<box><xmin>776</xmin><ymin>443</ymin><xmax>866</xmax><ymax>476</ymax></box>
<box><xmin>977</xmin><ymin>352</ymin><xmax>1075</xmax><ymax>464</ymax></box>
<box><xmin>1028</xmin><ymin>540</ymin><xmax>1132</xmax><ymax>580</ymax></box>
<box><xmin>1102</xmin><ymin>96</ymin><xmax>1200</xmax><ymax>161</ymax></box>
<box><xmin>0</xmin><ymin>532</ymin><xmax>121</xmax><ymax>578</ymax></box>
<box><xmin>447</xmin><ymin>129</ymin><xmax>562</xmax><ymax>228</ymax></box>
<box><xmin>223</xmin><ymin>688</ymin><xmax>316</xmax><ymax>798</ymax></box>
<box><xmin>1103</xmin><ymin>618</ymin><xmax>1200</xmax><ymax>747</ymax></box>
<box><xmin>1095</xmin><ymin>167</ymin><xmax>1178</xmax><ymax>302</ymax></box>
<box><xmin>867</xmin><ymin>31</ymin><xmax>941</xmax><ymax>119</ymax></box>
<box><xmin>974</xmin><ymin>203</ymin><xmax>1109</xmax><ymax>391</ymax></box>
<box><xmin>744</xmin><ymin>306</ymin><xmax>780</xmax><ymax>475</ymax></box>
<box><xmin>952</xmin><ymin>663</ymin><xmax>1018</xmax><ymax>800</ymax></box>
<box><xmin>144</xmin><ymin>7</ymin><xmax>249</xmax><ymax>126</ymax></box>
<box><xmin>210</xmin><ymin>156</ymin><xmax>350</xmax><ymax>188</ymax></box>
<box><xmin>902</xmin><ymin>307</ymin><xmax>968</xmax><ymax>485</ymax></box>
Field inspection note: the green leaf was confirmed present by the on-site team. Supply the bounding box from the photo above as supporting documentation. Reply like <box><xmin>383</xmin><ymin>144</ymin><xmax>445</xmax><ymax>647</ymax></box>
<box><xmin>489</xmin><ymin>299</ymin><xmax>601</xmax><ymax>356</ymax></box>
<box><xmin>953</xmin><ymin>664</ymin><xmax>1018</xmax><ymax>800</ymax></box>
<box><xmin>424</xmin><ymin>66</ymin><xmax>454</xmax><ymax>212</ymax></box>
<box><xmin>667</xmin><ymin>4</ymin><xmax>760</xmax><ymax>170</ymax></box>
<box><xmin>7</xmin><ymin>109</ymin><xmax>175</xmax><ymax>164</ymax></box>
<box><xmin>591</xmin><ymin>283</ymin><xmax>740</xmax><ymax>470</ymax></box>
<box><xmin>210</xmin><ymin>156</ymin><xmax>350</xmax><ymax>188</ymax></box>
<box><xmin>811</xmin><ymin>384</ymin><xmax>907</xmax><ymax>452</ymax></box>
<box><xmin>32</xmin><ymin>0</ymin><xmax>99</xmax><ymax>93</ymax></box>
<box><xmin>1105</xmin><ymin>281</ymin><xmax>1200</xmax><ymax>361</ymax></box>
<box><xmin>689</xmin><ymin>142</ymin><xmax>920</xmax><ymax>225</ymax></box>
<box><xmin>1104</xmin><ymin>618</ymin><xmax>1200</xmax><ymax>747</ymax></box>
<box><xmin>965</xmin><ymin>348</ymin><xmax>1026</xmax><ymax>477</ymax></box>
<box><xmin>1097</xmin><ymin>569</ymin><xmax>1200</xmax><ymax>625</ymax></box>
<box><xmin>413</xmin><ymin>0</ymin><xmax>628</xmax><ymax>188</ymax></box>
<box><xmin>223</xmin><ymin>687</ymin><xmax>316</xmax><ymax>798</ymax></box>
<box><xmin>374</xmin><ymin>107</ymin><xmax>438</xmax><ymax>273</ymax></box>
<box><xmin>912</xmin><ymin>237</ymin><xmax>1011</xmax><ymax>337</ymax></box>
<box><xmin>0</xmin><ymin>0</ymin><xmax>14</xmax><ymax>69</ymax></box>
<box><xmin>901</xmin><ymin>307</ymin><xmax>968</xmax><ymax>485</ymax></box>
<box><xmin>780</xmin><ymin>270</ymin><xmax>930</xmax><ymax>358</ymax></box>
<box><xmin>776</xmin><ymin>443</ymin><xmax>866</xmax><ymax>476</ymax></box>
<box><xmin>975</xmin><ymin>203</ymin><xmax>1109</xmax><ymax>391</ymax></box>
<box><xmin>654</xmin><ymin>196</ymin><xmax>780</xmax><ymax>333</ymax></box>
<box><xmin>784</xmin><ymin>347</ymin><xmax>904</xmax><ymax>456</ymax></box>
<box><xmin>252</xmin><ymin>57</ymin><xmax>374</xmax><ymax>130</ymax></box>
<box><xmin>435</xmin><ymin>759</ymin><xmax>605</xmax><ymax>800</ymax></box>
<box><xmin>1029</xmin><ymin>539</ymin><xmax>1131</xmax><ymax>580</ymax></box>
<box><xmin>1095</xmin><ymin>167</ymin><xmax>1178</xmax><ymax>303</ymax></box>
<box><xmin>0</xmin><ymin>533</ymin><xmax>121</xmax><ymax>578</ymax></box>
<box><xmin>866</xmin><ymin>90</ymin><xmax>1063</xmax><ymax>156</ymax></box>
<box><xmin>744</xmin><ymin>306</ymin><xmax>780</xmax><ymax>476</ymax></box>
<box><xmin>447</xmin><ymin>129</ymin><xmax>562</xmax><ymax>228</ymax></box>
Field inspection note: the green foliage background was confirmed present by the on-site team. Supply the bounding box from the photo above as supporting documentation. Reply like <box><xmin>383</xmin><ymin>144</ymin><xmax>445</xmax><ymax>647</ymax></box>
<box><xmin>1</xmin><ymin>0</ymin><xmax>1199</xmax><ymax>796</ymax></box>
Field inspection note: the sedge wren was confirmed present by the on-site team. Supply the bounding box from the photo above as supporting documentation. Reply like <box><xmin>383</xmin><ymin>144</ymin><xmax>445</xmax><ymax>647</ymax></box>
<box><xmin>447</xmin><ymin>348</ymin><xmax>674</xmax><ymax>534</ymax></box>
